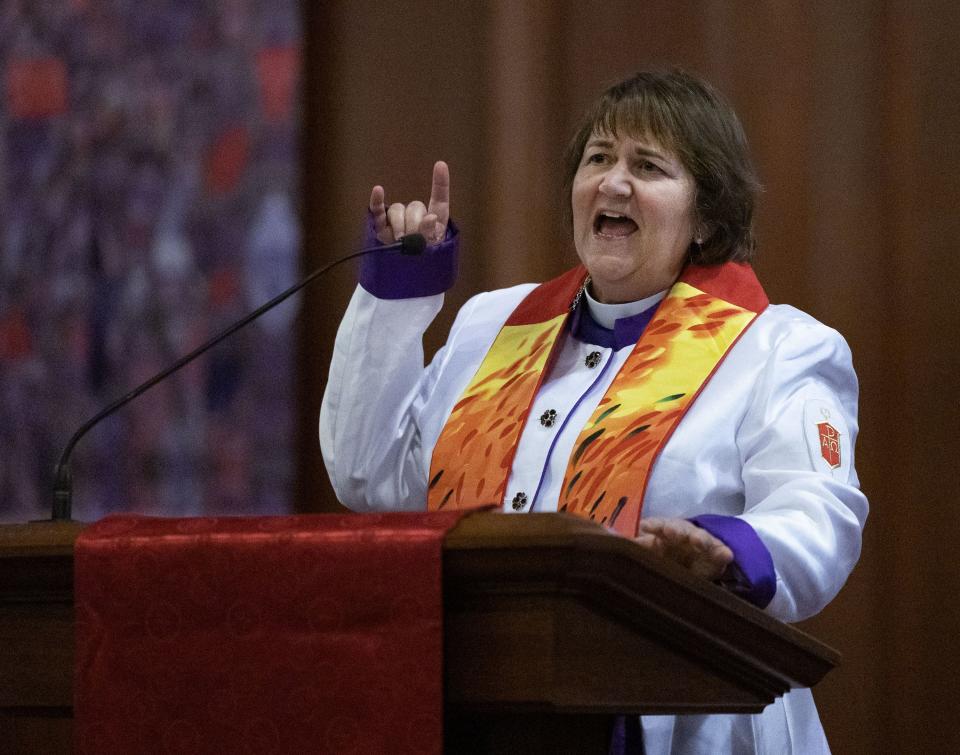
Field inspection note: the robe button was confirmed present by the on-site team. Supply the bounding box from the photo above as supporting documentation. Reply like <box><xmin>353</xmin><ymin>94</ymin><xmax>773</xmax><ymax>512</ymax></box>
<box><xmin>585</xmin><ymin>351</ymin><xmax>602</xmax><ymax>368</ymax></box>
<box><xmin>539</xmin><ymin>409</ymin><xmax>558</xmax><ymax>428</ymax></box>
<box><xmin>511</xmin><ymin>492</ymin><xmax>528</xmax><ymax>511</ymax></box>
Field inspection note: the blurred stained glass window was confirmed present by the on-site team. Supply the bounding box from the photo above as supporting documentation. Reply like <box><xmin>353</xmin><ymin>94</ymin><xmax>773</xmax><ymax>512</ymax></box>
<box><xmin>1</xmin><ymin>0</ymin><xmax>302</xmax><ymax>521</ymax></box>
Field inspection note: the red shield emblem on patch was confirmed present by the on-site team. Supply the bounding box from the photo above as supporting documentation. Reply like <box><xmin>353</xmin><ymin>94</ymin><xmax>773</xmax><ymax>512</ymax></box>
<box><xmin>817</xmin><ymin>422</ymin><xmax>841</xmax><ymax>469</ymax></box>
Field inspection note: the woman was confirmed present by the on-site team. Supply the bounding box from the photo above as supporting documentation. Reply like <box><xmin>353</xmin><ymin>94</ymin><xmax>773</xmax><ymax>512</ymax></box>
<box><xmin>320</xmin><ymin>70</ymin><xmax>867</xmax><ymax>754</ymax></box>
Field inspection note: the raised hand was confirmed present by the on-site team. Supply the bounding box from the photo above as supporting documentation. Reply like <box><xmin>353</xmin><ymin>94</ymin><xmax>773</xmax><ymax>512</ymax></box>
<box><xmin>369</xmin><ymin>160</ymin><xmax>450</xmax><ymax>245</ymax></box>
<box><xmin>635</xmin><ymin>517</ymin><xmax>734</xmax><ymax>581</ymax></box>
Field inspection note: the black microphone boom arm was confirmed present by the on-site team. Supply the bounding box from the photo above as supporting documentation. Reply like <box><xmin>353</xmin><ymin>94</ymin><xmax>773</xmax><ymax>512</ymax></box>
<box><xmin>51</xmin><ymin>233</ymin><xmax>426</xmax><ymax>521</ymax></box>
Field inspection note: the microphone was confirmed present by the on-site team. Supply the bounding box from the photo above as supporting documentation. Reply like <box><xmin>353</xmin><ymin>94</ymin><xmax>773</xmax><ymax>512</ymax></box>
<box><xmin>51</xmin><ymin>233</ymin><xmax>427</xmax><ymax>521</ymax></box>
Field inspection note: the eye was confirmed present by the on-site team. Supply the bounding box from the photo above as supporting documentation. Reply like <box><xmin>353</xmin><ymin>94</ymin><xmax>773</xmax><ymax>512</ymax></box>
<box><xmin>585</xmin><ymin>152</ymin><xmax>608</xmax><ymax>165</ymax></box>
<box><xmin>638</xmin><ymin>160</ymin><xmax>664</xmax><ymax>174</ymax></box>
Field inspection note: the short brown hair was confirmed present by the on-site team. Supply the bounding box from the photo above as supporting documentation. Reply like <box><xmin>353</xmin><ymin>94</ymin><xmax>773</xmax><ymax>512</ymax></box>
<box><xmin>562</xmin><ymin>69</ymin><xmax>760</xmax><ymax>264</ymax></box>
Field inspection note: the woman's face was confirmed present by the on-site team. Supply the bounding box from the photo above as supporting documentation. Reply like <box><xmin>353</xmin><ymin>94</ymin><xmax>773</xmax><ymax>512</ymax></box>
<box><xmin>571</xmin><ymin>130</ymin><xmax>697</xmax><ymax>303</ymax></box>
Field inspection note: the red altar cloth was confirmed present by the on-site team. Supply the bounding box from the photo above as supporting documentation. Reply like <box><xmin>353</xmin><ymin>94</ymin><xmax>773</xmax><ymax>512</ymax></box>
<box><xmin>74</xmin><ymin>511</ymin><xmax>472</xmax><ymax>754</ymax></box>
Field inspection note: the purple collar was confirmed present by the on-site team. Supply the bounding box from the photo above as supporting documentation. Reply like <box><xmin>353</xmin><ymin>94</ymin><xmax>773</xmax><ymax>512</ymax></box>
<box><xmin>570</xmin><ymin>299</ymin><xmax>659</xmax><ymax>350</ymax></box>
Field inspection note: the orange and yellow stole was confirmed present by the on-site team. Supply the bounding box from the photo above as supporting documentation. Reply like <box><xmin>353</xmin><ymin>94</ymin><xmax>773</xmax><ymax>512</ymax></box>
<box><xmin>427</xmin><ymin>262</ymin><xmax>769</xmax><ymax>537</ymax></box>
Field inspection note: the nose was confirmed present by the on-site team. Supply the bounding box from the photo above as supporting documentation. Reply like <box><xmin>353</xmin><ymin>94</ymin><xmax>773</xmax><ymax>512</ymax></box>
<box><xmin>598</xmin><ymin>161</ymin><xmax>632</xmax><ymax>198</ymax></box>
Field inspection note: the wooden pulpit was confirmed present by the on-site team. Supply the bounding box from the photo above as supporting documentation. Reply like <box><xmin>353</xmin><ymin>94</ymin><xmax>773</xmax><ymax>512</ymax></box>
<box><xmin>0</xmin><ymin>513</ymin><xmax>838</xmax><ymax>753</ymax></box>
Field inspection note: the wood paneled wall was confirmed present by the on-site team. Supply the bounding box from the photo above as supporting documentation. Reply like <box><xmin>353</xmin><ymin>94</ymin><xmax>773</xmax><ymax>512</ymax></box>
<box><xmin>299</xmin><ymin>3</ymin><xmax>960</xmax><ymax>752</ymax></box>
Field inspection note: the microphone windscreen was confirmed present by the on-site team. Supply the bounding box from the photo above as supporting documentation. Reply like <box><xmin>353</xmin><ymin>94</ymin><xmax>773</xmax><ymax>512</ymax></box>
<box><xmin>400</xmin><ymin>233</ymin><xmax>427</xmax><ymax>255</ymax></box>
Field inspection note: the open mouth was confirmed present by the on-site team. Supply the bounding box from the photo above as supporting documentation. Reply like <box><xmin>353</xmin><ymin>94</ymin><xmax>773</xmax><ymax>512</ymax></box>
<box><xmin>593</xmin><ymin>211</ymin><xmax>638</xmax><ymax>238</ymax></box>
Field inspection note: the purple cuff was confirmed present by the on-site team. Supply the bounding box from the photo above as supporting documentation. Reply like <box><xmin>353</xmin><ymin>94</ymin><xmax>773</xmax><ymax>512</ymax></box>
<box><xmin>359</xmin><ymin>214</ymin><xmax>459</xmax><ymax>299</ymax></box>
<box><xmin>688</xmin><ymin>514</ymin><xmax>776</xmax><ymax>608</ymax></box>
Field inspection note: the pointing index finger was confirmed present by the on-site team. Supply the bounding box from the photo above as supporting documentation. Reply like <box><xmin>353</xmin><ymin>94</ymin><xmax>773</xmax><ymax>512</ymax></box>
<box><xmin>427</xmin><ymin>160</ymin><xmax>450</xmax><ymax>226</ymax></box>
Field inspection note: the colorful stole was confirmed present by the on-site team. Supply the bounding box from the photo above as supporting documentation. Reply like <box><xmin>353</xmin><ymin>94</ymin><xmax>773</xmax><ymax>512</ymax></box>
<box><xmin>427</xmin><ymin>262</ymin><xmax>769</xmax><ymax>537</ymax></box>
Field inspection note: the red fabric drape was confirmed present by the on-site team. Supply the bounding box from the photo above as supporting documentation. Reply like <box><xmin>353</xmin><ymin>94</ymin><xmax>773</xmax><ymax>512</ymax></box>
<box><xmin>75</xmin><ymin>511</ymin><xmax>471</xmax><ymax>754</ymax></box>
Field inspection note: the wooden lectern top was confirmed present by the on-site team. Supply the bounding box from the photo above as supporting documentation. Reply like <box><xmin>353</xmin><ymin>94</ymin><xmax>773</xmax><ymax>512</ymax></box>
<box><xmin>443</xmin><ymin>512</ymin><xmax>837</xmax><ymax>715</ymax></box>
<box><xmin>0</xmin><ymin>513</ymin><xmax>839</xmax><ymax>753</ymax></box>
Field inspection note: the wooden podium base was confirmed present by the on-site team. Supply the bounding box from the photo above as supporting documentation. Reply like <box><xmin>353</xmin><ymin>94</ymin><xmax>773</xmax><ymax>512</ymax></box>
<box><xmin>1</xmin><ymin>514</ymin><xmax>839</xmax><ymax>754</ymax></box>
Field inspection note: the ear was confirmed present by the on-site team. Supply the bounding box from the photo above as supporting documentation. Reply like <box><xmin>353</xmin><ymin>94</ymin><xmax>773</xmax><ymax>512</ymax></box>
<box><xmin>692</xmin><ymin>220</ymin><xmax>716</xmax><ymax>245</ymax></box>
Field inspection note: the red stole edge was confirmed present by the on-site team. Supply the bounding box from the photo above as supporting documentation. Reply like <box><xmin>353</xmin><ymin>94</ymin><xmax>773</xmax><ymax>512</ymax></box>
<box><xmin>680</xmin><ymin>262</ymin><xmax>769</xmax><ymax>313</ymax></box>
<box><xmin>505</xmin><ymin>265</ymin><xmax>588</xmax><ymax>325</ymax></box>
<box><xmin>504</xmin><ymin>261</ymin><xmax>768</xmax><ymax>328</ymax></box>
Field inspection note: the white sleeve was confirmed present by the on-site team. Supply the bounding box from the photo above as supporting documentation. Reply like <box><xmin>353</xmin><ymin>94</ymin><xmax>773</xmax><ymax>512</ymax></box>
<box><xmin>737</xmin><ymin>319</ymin><xmax>869</xmax><ymax>622</ymax></box>
<box><xmin>319</xmin><ymin>285</ymin><xmax>446</xmax><ymax>512</ymax></box>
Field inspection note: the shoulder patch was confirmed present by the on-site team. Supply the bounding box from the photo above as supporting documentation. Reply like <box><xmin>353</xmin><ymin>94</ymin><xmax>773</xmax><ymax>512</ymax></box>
<box><xmin>803</xmin><ymin>399</ymin><xmax>850</xmax><ymax>481</ymax></box>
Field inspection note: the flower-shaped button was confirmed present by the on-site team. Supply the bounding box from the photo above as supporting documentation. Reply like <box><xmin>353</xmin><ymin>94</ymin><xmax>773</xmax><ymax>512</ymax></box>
<box><xmin>539</xmin><ymin>409</ymin><xmax>558</xmax><ymax>428</ymax></box>
<box><xmin>511</xmin><ymin>492</ymin><xmax>528</xmax><ymax>511</ymax></box>
<box><xmin>585</xmin><ymin>351</ymin><xmax>602</xmax><ymax>368</ymax></box>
